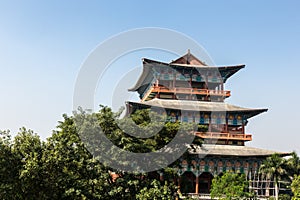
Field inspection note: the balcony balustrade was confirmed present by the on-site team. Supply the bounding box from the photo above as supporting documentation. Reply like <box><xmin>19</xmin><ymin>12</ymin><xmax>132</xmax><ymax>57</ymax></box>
<box><xmin>142</xmin><ymin>86</ymin><xmax>230</xmax><ymax>101</ymax></box>
<box><xmin>195</xmin><ymin>131</ymin><xmax>252</xmax><ymax>141</ymax></box>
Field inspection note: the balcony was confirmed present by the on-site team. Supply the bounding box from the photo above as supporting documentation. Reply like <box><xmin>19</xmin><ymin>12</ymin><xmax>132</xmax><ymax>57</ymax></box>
<box><xmin>142</xmin><ymin>86</ymin><xmax>230</xmax><ymax>101</ymax></box>
<box><xmin>195</xmin><ymin>131</ymin><xmax>252</xmax><ymax>141</ymax></box>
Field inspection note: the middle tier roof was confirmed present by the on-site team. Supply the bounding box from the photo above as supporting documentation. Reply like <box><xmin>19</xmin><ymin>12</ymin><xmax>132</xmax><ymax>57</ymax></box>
<box><xmin>127</xmin><ymin>98</ymin><xmax>267</xmax><ymax>119</ymax></box>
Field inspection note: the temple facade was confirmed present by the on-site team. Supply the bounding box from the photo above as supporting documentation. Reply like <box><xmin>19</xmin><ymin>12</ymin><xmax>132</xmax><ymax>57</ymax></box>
<box><xmin>126</xmin><ymin>51</ymin><xmax>288</xmax><ymax>198</ymax></box>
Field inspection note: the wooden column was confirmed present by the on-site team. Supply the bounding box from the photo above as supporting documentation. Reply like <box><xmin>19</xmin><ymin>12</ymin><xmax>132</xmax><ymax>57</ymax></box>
<box><xmin>159</xmin><ymin>172</ymin><xmax>164</xmax><ymax>182</ymax></box>
<box><xmin>205</xmin><ymin>72</ymin><xmax>208</xmax><ymax>89</ymax></box>
<box><xmin>173</xmin><ymin>72</ymin><xmax>176</xmax><ymax>89</ymax></box>
<box><xmin>242</xmin><ymin>117</ymin><xmax>245</xmax><ymax>134</ymax></box>
<box><xmin>177</xmin><ymin>177</ymin><xmax>181</xmax><ymax>196</ymax></box>
<box><xmin>225</xmin><ymin>115</ymin><xmax>228</xmax><ymax>132</ymax></box>
<box><xmin>209</xmin><ymin>116</ymin><xmax>212</xmax><ymax>132</ymax></box>
<box><xmin>195</xmin><ymin>176</ymin><xmax>199</xmax><ymax>194</ymax></box>
<box><xmin>125</xmin><ymin>103</ymin><xmax>130</xmax><ymax>115</ymax></box>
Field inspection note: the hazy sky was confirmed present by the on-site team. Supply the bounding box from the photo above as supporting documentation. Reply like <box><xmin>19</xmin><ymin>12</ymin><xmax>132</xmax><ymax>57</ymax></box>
<box><xmin>0</xmin><ymin>1</ymin><xmax>299</xmax><ymax>154</ymax></box>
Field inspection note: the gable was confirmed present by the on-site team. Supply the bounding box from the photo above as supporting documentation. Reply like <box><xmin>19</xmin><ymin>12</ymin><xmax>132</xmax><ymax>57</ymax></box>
<box><xmin>170</xmin><ymin>50</ymin><xmax>207</xmax><ymax>66</ymax></box>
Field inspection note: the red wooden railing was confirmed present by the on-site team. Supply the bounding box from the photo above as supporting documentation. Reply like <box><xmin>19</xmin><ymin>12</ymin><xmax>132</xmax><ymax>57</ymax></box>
<box><xmin>142</xmin><ymin>86</ymin><xmax>230</xmax><ymax>101</ymax></box>
<box><xmin>195</xmin><ymin>132</ymin><xmax>252</xmax><ymax>141</ymax></box>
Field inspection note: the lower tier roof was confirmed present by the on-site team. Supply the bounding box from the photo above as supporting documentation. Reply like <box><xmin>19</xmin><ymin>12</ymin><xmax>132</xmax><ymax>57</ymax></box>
<box><xmin>188</xmin><ymin>144</ymin><xmax>290</xmax><ymax>157</ymax></box>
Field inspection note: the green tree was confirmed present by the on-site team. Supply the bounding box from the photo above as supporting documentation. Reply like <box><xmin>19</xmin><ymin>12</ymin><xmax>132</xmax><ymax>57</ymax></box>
<box><xmin>0</xmin><ymin>130</ymin><xmax>22</xmax><ymax>199</ymax></box>
<box><xmin>0</xmin><ymin>105</ymin><xmax>198</xmax><ymax>199</ymax></box>
<box><xmin>291</xmin><ymin>175</ymin><xmax>300</xmax><ymax>200</ymax></box>
<box><xmin>0</xmin><ymin>128</ymin><xmax>46</xmax><ymax>199</ymax></box>
<box><xmin>74</xmin><ymin>106</ymin><xmax>185</xmax><ymax>198</ymax></box>
<box><xmin>259</xmin><ymin>153</ymin><xmax>288</xmax><ymax>200</ymax></box>
<box><xmin>210</xmin><ymin>172</ymin><xmax>252</xmax><ymax>200</ymax></box>
<box><xmin>287</xmin><ymin>152</ymin><xmax>300</xmax><ymax>178</ymax></box>
<box><xmin>136</xmin><ymin>180</ymin><xmax>175</xmax><ymax>200</ymax></box>
<box><xmin>74</xmin><ymin>106</ymin><xmax>180</xmax><ymax>198</ymax></box>
<box><xmin>41</xmin><ymin>113</ymin><xmax>112</xmax><ymax>199</ymax></box>
<box><xmin>279</xmin><ymin>194</ymin><xmax>292</xmax><ymax>200</ymax></box>
<box><xmin>13</xmin><ymin>127</ymin><xmax>45</xmax><ymax>199</ymax></box>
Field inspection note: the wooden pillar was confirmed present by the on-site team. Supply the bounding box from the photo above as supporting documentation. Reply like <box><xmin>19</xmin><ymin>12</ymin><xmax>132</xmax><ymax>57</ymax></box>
<box><xmin>242</xmin><ymin>117</ymin><xmax>245</xmax><ymax>134</ymax></box>
<box><xmin>159</xmin><ymin>172</ymin><xmax>164</xmax><ymax>182</ymax></box>
<box><xmin>195</xmin><ymin>176</ymin><xmax>199</xmax><ymax>194</ymax></box>
<box><xmin>177</xmin><ymin>177</ymin><xmax>181</xmax><ymax>196</ymax></box>
<box><xmin>155</xmin><ymin>79</ymin><xmax>159</xmax><ymax>87</ymax></box>
<box><xmin>125</xmin><ymin>103</ymin><xmax>130</xmax><ymax>115</ymax></box>
<box><xmin>205</xmin><ymin>72</ymin><xmax>208</xmax><ymax>89</ymax></box>
<box><xmin>225</xmin><ymin>115</ymin><xmax>228</xmax><ymax>132</ymax></box>
<box><xmin>173</xmin><ymin>72</ymin><xmax>176</xmax><ymax>89</ymax></box>
<box><xmin>209</xmin><ymin>116</ymin><xmax>212</xmax><ymax>132</ymax></box>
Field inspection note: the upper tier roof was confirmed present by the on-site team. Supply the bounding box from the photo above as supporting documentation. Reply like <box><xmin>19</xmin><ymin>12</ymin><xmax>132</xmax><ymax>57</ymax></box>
<box><xmin>127</xmin><ymin>98</ymin><xmax>268</xmax><ymax>119</ymax></box>
<box><xmin>128</xmin><ymin>56</ymin><xmax>245</xmax><ymax>92</ymax></box>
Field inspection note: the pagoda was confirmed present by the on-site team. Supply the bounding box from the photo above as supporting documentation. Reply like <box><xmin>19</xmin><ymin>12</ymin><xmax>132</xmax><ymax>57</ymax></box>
<box><xmin>126</xmin><ymin>50</ymin><xmax>288</xmax><ymax>197</ymax></box>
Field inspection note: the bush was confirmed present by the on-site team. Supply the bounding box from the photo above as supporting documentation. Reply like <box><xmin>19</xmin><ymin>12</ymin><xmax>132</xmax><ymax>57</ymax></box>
<box><xmin>279</xmin><ymin>194</ymin><xmax>291</xmax><ymax>200</ymax></box>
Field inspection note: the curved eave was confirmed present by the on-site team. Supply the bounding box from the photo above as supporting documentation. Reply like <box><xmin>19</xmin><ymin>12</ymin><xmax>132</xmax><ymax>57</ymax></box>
<box><xmin>126</xmin><ymin>99</ymin><xmax>268</xmax><ymax>119</ymax></box>
<box><xmin>128</xmin><ymin>58</ymin><xmax>245</xmax><ymax>92</ymax></box>
<box><xmin>128</xmin><ymin>62</ymin><xmax>153</xmax><ymax>92</ymax></box>
<box><xmin>219</xmin><ymin>65</ymin><xmax>245</xmax><ymax>83</ymax></box>
<box><xmin>188</xmin><ymin>144</ymin><xmax>291</xmax><ymax>157</ymax></box>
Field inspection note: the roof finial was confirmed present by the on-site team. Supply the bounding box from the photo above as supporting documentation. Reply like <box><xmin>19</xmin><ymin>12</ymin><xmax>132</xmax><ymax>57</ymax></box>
<box><xmin>187</xmin><ymin>49</ymin><xmax>190</xmax><ymax>64</ymax></box>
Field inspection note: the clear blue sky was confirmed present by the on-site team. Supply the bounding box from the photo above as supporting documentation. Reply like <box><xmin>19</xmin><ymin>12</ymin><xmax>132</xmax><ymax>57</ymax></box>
<box><xmin>0</xmin><ymin>1</ymin><xmax>299</xmax><ymax>153</ymax></box>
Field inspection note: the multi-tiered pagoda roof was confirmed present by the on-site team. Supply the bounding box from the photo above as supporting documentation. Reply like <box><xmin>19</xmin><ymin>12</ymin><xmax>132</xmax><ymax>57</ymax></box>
<box><xmin>126</xmin><ymin>50</ymin><xmax>285</xmax><ymax>151</ymax></box>
<box><xmin>125</xmin><ymin>51</ymin><xmax>289</xmax><ymax>196</ymax></box>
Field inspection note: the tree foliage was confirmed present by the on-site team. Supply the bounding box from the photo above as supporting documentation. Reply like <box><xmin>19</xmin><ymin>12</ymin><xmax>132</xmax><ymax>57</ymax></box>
<box><xmin>210</xmin><ymin>172</ymin><xmax>252</xmax><ymax>200</ymax></box>
<box><xmin>259</xmin><ymin>153</ymin><xmax>289</xmax><ymax>200</ymax></box>
<box><xmin>136</xmin><ymin>180</ymin><xmax>175</xmax><ymax>200</ymax></box>
<box><xmin>0</xmin><ymin>106</ymin><xmax>186</xmax><ymax>199</ymax></box>
<box><xmin>1</xmin><ymin>105</ymin><xmax>300</xmax><ymax>199</ymax></box>
<box><xmin>291</xmin><ymin>175</ymin><xmax>300</xmax><ymax>200</ymax></box>
<box><xmin>287</xmin><ymin>151</ymin><xmax>300</xmax><ymax>178</ymax></box>
<box><xmin>0</xmin><ymin>130</ymin><xmax>22</xmax><ymax>199</ymax></box>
